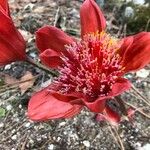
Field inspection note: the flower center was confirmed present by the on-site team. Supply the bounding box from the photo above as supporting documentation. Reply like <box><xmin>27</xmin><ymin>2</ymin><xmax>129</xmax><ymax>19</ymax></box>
<box><xmin>53</xmin><ymin>32</ymin><xmax>124</xmax><ymax>100</ymax></box>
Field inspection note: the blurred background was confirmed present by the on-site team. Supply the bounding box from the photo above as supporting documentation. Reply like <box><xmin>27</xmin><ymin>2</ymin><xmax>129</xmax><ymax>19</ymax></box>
<box><xmin>97</xmin><ymin>0</ymin><xmax>150</xmax><ymax>35</ymax></box>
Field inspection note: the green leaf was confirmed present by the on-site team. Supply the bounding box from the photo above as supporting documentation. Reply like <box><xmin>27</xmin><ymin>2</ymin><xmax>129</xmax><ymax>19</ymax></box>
<box><xmin>0</xmin><ymin>107</ymin><xmax>6</xmax><ymax>117</ymax></box>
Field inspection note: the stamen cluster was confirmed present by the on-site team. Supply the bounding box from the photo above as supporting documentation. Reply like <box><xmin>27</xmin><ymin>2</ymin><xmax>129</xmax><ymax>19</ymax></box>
<box><xmin>53</xmin><ymin>32</ymin><xmax>123</xmax><ymax>100</ymax></box>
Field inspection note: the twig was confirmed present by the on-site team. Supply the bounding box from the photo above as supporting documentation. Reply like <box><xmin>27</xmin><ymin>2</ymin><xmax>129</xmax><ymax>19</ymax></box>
<box><xmin>3</xmin><ymin>110</ymin><xmax>11</xmax><ymax>125</ymax></box>
<box><xmin>1</xmin><ymin>120</ymin><xmax>27</xmax><ymax>142</ymax></box>
<box><xmin>145</xmin><ymin>19</ymin><xmax>150</xmax><ymax>31</ymax></box>
<box><xmin>107</xmin><ymin>123</ymin><xmax>125</xmax><ymax>150</ymax></box>
<box><xmin>107</xmin><ymin>125</ymin><xmax>120</xmax><ymax>147</ymax></box>
<box><xmin>53</xmin><ymin>7</ymin><xmax>60</xmax><ymax>27</ymax></box>
<box><xmin>20</xmin><ymin>133</ymin><xmax>30</xmax><ymax>150</ymax></box>
<box><xmin>26</xmin><ymin>56</ymin><xmax>58</xmax><ymax>77</ymax></box>
<box><xmin>113</xmin><ymin>127</ymin><xmax>125</xmax><ymax>150</ymax></box>
<box><xmin>0</xmin><ymin>122</ymin><xmax>19</xmax><ymax>135</ymax></box>
<box><xmin>124</xmin><ymin>102</ymin><xmax>150</xmax><ymax>119</ymax></box>
<box><xmin>0</xmin><ymin>88</ymin><xmax>18</xmax><ymax>96</ymax></box>
<box><xmin>131</xmin><ymin>85</ymin><xmax>150</xmax><ymax>107</ymax></box>
<box><xmin>0</xmin><ymin>95</ymin><xmax>18</xmax><ymax>105</ymax></box>
<box><xmin>0</xmin><ymin>86</ymin><xmax>17</xmax><ymax>93</ymax></box>
<box><xmin>65</xmin><ymin>28</ymin><xmax>80</xmax><ymax>36</ymax></box>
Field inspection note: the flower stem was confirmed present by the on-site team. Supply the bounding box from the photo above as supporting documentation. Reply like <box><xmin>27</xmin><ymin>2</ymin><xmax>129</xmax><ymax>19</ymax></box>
<box><xmin>26</xmin><ymin>56</ymin><xmax>58</xmax><ymax>77</ymax></box>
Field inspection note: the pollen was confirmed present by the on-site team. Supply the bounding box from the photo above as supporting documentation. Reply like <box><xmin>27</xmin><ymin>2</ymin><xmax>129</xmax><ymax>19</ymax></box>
<box><xmin>53</xmin><ymin>32</ymin><xmax>123</xmax><ymax>100</ymax></box>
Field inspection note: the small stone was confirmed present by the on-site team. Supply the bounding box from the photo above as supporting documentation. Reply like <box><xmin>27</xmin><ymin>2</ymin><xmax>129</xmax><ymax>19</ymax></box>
<box><xmin>6</xmin><ymin>105</ymin><xmax>12</xmax><ymax>111</ymax></box>
<box><xmin>136</xmin><ymin>69</ymin><xmax>149</xmax><ymax>78</ymax></box>
<box><xmin>83</xmin><ymin>140</ymin><xmax>90</xmax><ymax>147</ymax></box>
<box><xmin>14</xmin><ymin>118</ymin><xmax>19</xmax><ymax>122</ymax></box>
<box><xmin>11</xmin><ymin>129</ymin><xmax>16</xmax><ymax>134</ymax></box>
<box><xmin>53</xmin><ymin>137</ymin><xmax>56</xmax><ymax>140</ymax></box>
<box><xmin>19</xmin><ymin>105</ymin><xmax>22</xmax><ymax>109</ymax></box>
<box><xmin>130</xmin><ymin>136</ymin><xmax>134</xmax><ymax>139</ymax></box>
<box><xmin>135</xmin><ymin>128</ymin><xmax>139</xmax><ymax>133</ymax></box>
<box><xmin>29</xmin><ymin>139</ymin><xmax>34</xmax><ymax>144</ymax></box>
<box><xmin>48</xmin><ymin>144</ymin><xmax>54</xmax><ymax>150</ymax></box>
<box><xmin>42</xmin><ymin>135</ymin><xmax>47</xmax><ymax>139</ymax></box>
<box><xmin>37</xmin><ymin>137</ymin><xmax>41</xmax><ymax>141</ymax></box>
<box><xmin>24</xmin><ymin>122</ymin><xmax>31</xmax><ymax>128</ymax></box>
<box><xmin>0</xmin><ymin>123</ymin><xmax>4</xmax><ymax>128</ymax></box>
<box><xmin>59</xmin><ymin>122</ymin><xmax>66</xmax><ymax>127</ymax></box>
<box><xmin>4</xmin><ymin>64</ymin><xmax>11</xmax><ymax>70</ymax></box>
<box><xmin>57</xmin><ymin>137</ymin><xmax>61</xmax><ymax>142</ymax></box>
<box><xmin>11</xmin><ymin>134</ymin><xmax>17</xmax><ymax>140</ymax></box>
<box><xmin>63</xmin><ymin>131</ymin><xmax>67</xmax><ymax>135</ymax></box>
<box><xmin>138</xmin><ymin>143</ymin><xmax>150</xmax><ymax>150</ymax></box>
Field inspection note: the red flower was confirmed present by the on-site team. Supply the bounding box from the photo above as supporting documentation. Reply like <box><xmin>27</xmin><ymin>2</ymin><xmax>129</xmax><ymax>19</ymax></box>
<box><xmin>0</xmin><ymin>0</ymin><xmax>26</xmax><ymax>66</ymax></box>
<box><xmin>28</xmin><ymin>0</ymin><xmax>150</xmax><ymax>121</ymax></box>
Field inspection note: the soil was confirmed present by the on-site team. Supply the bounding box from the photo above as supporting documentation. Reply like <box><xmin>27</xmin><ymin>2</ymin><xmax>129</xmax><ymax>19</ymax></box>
<box><xmin>0</xmin><ymin>0</ymin><xmax>150</xmax><ymax>150</ymax></box>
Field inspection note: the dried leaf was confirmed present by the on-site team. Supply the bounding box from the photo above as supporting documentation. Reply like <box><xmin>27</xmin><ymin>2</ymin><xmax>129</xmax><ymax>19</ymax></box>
<box><xmin>19</xmin><ymin>71</ymin><xmax>35</xmax><ymax>94</ymax></box>
<box><xmin>4</xmin><ymin>74</ymin><xmax>18</xmax><ymax>85</ymax></box>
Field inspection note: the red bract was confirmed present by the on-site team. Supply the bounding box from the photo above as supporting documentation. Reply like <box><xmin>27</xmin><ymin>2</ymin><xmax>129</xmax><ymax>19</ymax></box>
<box><xmin>28</xmin><ymin>0</ymin><xmax>150</xmax><ymax>121</ymax></box>
<box><xmin>95</xmin><ymin>105</ymin><xmax>121</xmax><ymax>126</ymax></box>
<box><xmin>0</xmin><ymin>0</ymin><xmax>26</xmax><ymax>66</ymax></box>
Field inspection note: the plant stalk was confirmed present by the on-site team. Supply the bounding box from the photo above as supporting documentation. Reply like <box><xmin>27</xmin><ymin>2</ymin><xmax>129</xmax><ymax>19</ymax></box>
<box><xmin>26</xmin><ymin>56</ymin><xmax>58</xmax><ymax>77</ymax></box>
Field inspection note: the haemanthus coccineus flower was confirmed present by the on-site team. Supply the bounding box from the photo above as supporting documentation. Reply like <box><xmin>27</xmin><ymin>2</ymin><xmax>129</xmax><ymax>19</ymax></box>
<box><xmin>28</xmin><ymin>0</ymin><xmax>150</xmax><ymax>122</ymax></box>
<box><xmin>0</xmin><ymin>0</ymin><xmax>26</xmax><ymax>66</ymax></box>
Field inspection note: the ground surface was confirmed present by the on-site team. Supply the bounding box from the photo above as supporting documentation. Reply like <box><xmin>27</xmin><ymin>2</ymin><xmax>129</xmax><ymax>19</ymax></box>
<box><xmin>0</xmin><ymin>0</ymin><xmax>150</xmax><ymax>150</ymax></box>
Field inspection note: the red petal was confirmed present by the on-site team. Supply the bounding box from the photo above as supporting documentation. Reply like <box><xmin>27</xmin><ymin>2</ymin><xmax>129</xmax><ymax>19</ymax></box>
<box><xmin>111</xmin><ymin>78</ymin><xmax>131</xmax><ymax>96</ymax></box>
<box><xmin>80</xmin><ymin>0</ymin><xmax>106</xmax><ymax>37</ymax></box>
<box><xmin>119</xmin><ymin>36</ymin><xmax>133</xmax><ymax>57</ymax></box>
<box><xmin>36</xmin><ymin>26</ymin><xmax>74</xmax><ymax>54</ymax></box>
<box><xmin>0</xmin><ymin>0</ymin><xmax>10</xmax><ymax>16</ymax></box>
<box><xmin>96</xmin><ymin>106</ymin><xmax>121</xmax><ymax>126</ymax></box>
<box><xmin>28</xmin><ymin>87</ymin><xmax>82</xmax><ymax>121</ymax></box>
<box><xmin>51</xmin><ymin>91</ymin><xmax>106</xmax><ymax>113</ymax></box>
<box><xmin>83</xmin><ymin>96</ymin><xmax>106</xmax><ymax>113</ymax></box>
<box><xmin>40</xmin><ymin>49</ymin><xmax>63</xmax><ymax>68</ymax></box>
<box><xmin>0</xmin><ymin>11</ymin><xmax>26</xmax><ymax>66</ymax></box>
<box><xmin>127</xmin><ymin>107</ymin><xmax>135</xmax><ymax>121</ymax></box>
<box><xmin>104</xmin><ymin>105</ymin><xmax>121</xmax><ymax>125</ymax></box>
<box><xmin>51</xmin><ymin>91</ymin><xmax>84</xmax><ymax>104</ymax></box>
<box><xmin>120</xmin><ymin>32</ymin><xmax>150</xmax><ymax>72</ymax></box>
<box><xmin>95</xmin><ymin>113</ymin><xmax>105</xmax><ymax>122</ymax></box>
<box><xmin>83</xmin><ymin>78</ymin><xmax>131</xmax><ymax>113</ymax></box>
